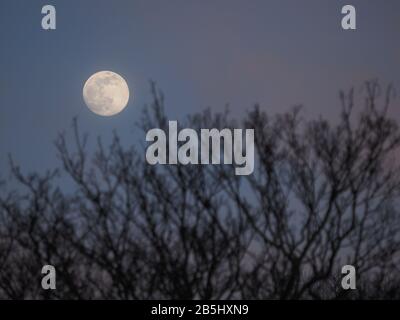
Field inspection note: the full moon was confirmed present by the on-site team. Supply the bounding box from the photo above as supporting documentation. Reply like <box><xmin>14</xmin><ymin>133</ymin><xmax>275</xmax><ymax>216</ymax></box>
<box><xmin>83</xmin><ymin>71</ymin><xmax>130</xmax><ymax>116</ymax></box>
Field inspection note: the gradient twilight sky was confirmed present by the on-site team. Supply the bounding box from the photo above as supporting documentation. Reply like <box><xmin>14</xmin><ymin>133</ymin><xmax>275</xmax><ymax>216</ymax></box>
<box><xmin>0</xmin><ymin>0</ymin><xmax>399</xmax><ymax>176</ymax></box>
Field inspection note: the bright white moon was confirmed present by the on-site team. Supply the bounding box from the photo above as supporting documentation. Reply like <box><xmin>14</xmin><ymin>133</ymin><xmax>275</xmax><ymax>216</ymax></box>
<box><xmin>83</xmin><ymin>71</ymin><xmax>130</xmax><ymax>116</ymax></box>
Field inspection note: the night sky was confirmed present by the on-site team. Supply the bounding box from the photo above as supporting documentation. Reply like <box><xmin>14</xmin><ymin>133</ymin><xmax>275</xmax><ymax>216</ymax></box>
<box><xmin>1</xmin><ymin>0</ymin><xmax>399</xmax><ymax>177</ymax></box>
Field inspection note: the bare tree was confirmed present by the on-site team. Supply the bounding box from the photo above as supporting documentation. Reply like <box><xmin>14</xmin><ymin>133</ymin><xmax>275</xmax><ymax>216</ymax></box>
<box><xmin>0</xmin><ymin>80</ymin><xmax>399</xmax><ymax>299</ymax></box>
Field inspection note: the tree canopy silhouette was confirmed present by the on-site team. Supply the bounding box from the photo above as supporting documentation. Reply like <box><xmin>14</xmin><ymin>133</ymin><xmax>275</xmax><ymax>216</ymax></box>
<box><xmin>0</xmin><ymin>81</ymin><xmax>399</xmax><ymax>299</ymax></box>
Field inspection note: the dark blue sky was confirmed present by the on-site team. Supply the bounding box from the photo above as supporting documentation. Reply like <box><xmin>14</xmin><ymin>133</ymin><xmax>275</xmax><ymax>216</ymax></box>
<box><xmin>1</xmin><ymin>0</ymin><xmax>399</xmax><ymax>176</ymax></box>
